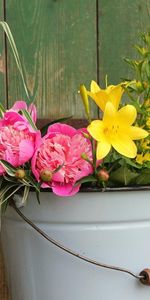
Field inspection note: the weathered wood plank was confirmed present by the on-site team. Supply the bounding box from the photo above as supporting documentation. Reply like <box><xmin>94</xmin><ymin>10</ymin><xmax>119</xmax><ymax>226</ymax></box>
<box><xmin>0</xmin><ymin>0</ymin><xmax>6</xmax><ymax>106</ymax></box>
<box><xmin>0</xmin><ymin>5</ymin><xmax>9</xmax><ymax>300</ymax></box>
<box><xmin>0</xmin><ymin>244</ymin><xmax>10</xmax><ymax>300</ymax></box>
<box><xmin>98</xmin><ymin>0</ymin><xmax>150</xmax><ymax>86</ymax></box>
<box><xmin>5</xmin><ymin>0</ymin><xmax>97</xmax><ymax>118</ymax></box>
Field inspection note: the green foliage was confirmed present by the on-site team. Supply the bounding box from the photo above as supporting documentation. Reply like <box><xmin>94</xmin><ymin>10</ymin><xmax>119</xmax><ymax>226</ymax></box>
<box><xmin>0</xmin><ymin>160</ymin><xmax>41</xmax><ymax>213</ymax></box>
<box><xmin>41</xmin><ymin>116</ymin><xmax>72</xmax><ymax>137</ymax></box>
<box><xmin>0</xmin><ymin>22</ymin><xmax>30</xmax><ymax>102</ymax></box>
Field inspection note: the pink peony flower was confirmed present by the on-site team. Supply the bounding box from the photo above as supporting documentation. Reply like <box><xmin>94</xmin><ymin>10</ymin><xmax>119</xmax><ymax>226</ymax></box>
<box><xmin>32</xmin><ymin>123</ymin><xmax>93</xmax><ymax>196</ymax></box>
<box><xmin>10</xmin><ymin>100</ymin><xmax>37</xmax><ymax>123</ymax></box>
<box><xmin>0</xmin><ymin>103</ymin><xmax>39</xmax><ymax>175</ymax></box>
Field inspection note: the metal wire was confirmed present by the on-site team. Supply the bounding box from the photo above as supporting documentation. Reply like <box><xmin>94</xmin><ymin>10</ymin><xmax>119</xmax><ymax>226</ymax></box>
<box><xmin>11</xmin><ymin>201</ymin><xmax>144</xmax><ymax>281</ymax></box>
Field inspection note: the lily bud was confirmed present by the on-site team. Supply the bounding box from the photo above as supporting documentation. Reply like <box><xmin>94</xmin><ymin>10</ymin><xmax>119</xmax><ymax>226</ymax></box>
<box><xmin>40</xmin><ymin>169</ymin><xmax>52</xmax><ymax>182</ymax></box>
<box><xmin>98</xmin><ymin>169</ymin><xmax>109</xmax><ymax>182</ymax></box>
<box><xmin>79</xmin><ymin>84</ymin><xmax>91</xmax><ymax>122</ymax></box>
<box><xmin>15</xmin><ymin>169</ymin><xmax>26</xmax><ymax>179</ymax></box>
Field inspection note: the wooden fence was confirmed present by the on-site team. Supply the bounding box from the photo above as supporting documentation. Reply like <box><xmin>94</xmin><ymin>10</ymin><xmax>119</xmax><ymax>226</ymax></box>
<box><xmin>0</xmin><ymin>0</ymin><xmax>150</xmax><ymax>298</ymax></box>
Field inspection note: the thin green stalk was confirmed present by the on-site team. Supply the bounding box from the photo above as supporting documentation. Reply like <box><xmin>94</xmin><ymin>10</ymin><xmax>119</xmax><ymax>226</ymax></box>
<box><xmin>0</xmin><ymin>21</ymin><xmax>30</xmax><ymax>102</ymax></box>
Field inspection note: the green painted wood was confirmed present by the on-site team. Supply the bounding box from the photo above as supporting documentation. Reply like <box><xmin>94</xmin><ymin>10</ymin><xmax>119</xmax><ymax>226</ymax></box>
<box><xmin>0</xmin><ymin>1</ymin><xmax>6</xmax><ymax>107</ymax></box>
<box><xmin>5</xmin><ymin>0</ymin><xmax>98</xmax><ymax>118</ymax></box>
<box><xmin>98</xmin><ymin>0</ymin><xmax>150</xmax><ymax>86</ymax></box>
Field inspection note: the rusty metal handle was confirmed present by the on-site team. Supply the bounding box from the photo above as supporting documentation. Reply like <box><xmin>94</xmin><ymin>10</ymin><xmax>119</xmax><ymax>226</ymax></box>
<box><xmin>11</xmin><ymin>200</ymin><xmax>150</xmax><ymax>285</ymax></box>
<box><xmin>140</xmin><ymin>269</ymin><xmax>150</xmax><ymax>285</ymax></box>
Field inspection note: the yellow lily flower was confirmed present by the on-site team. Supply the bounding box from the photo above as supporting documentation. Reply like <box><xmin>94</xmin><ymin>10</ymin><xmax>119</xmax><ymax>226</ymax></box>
<box><xmin>136</xmin><ymin>152</ymin><xmax>150</xmax><ymax>164</ymax></box>
<box><xmin>87</xmin><ymin>80</ymin><xmax>124</xmax><ymax>111</ymax></box>
<box><xmin>87</xmin><ymin>102</ymin><xmax>149</xmax><ymax>159</ymax></box>
<box><xmin>146</xmin><ymin>117</ymin><xmax>150</xmax><ymax>128</ymax></box>
<box><xmin>79</xmin><ymin>84</ymin><xmax>91</xmax><ymax>122</ymax></box>
<box><xmin>136</xmin><ymin>154</ymin><xmax>145</xmax><ymax>165</ymax></box>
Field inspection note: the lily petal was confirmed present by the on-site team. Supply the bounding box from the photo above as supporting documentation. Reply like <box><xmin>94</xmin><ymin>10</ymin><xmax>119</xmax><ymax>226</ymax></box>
<box><xmin>107</xmin><ymin>84</ymin><xmax>124</xmax><ymax>110</ymax></box>
<box><xmin>103</xmin><ymin>101</ymin><xmax>116</xmax><ymax>124</ymax></box>
<box><xmin>87</xmin><ymin>120</ymin><xmax>105</xmax><ymax>141</ymax></box>
<box><xmin>112</xmin><ymin>134</ymin><xmax>137</xmax><ymax>158</ymax></box>
<box><xmin>128</xmin><ymin>126</ymin><xmax>149</xmax><ymax>140</ymax></box>
<box><xmin>90</xmin><ymin>80</ymin><xmax>100</xmax><ymax>93</ymax></box>
<box><xmin>87</xmin><ymin>90</ymin><xmax>109</xmax><ymax>111</ymax></box>
<box><xmin>96</xmin><ymin>141</ymin><xmax>111</xmax><ymax>160</ymax></box>
<box><xmin>117</xmin><ymin>105</ymin><xmax>137</xmax><ymax>125</ymax></box>
<box><xmin>79</xmin><ymin>85</ymin><xmax>90</xmax><ymax>117</ymax></box>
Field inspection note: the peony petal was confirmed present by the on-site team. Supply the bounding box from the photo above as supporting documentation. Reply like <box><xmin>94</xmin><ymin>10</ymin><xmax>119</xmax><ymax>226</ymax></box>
<box><xmin>77</xmin><ymin>127</ymin><xmax>88</xmax><ymax>135</ymax></box>
<box><xmin>10</xmin><ymin>101</ymin><xmax>27</xmax><ymax>111</ymax></box>
<box><xmin>5</xmin><ymin>149</ymin><xmax>18</xmax><ymax>167</ymax></box>
<box><xmin>117</xmin><ymin>105</ymin><xmax>137</xmax><ymax>126</ymax></box>
<box><xmin>28</xmin><ymin>103</ymin><xmax>37</xmax><ymax>123</ymax></box>
<box><xmin>111</xmin><ymin>134</ymin><xmax>137</xmax><ymax>158</ymax></box>
<box><xmin>96</xmin><ymin>141</ymin><xmax>111</xmax><ymax>160</ymax></box>
<box><xmin>52</xmin><ymin>182</ymin><xmax>80</xmax><ymax>197</ymax></box>
<box><xmin>4</xmin><ymin>111</ymin><xmax>25</xmax><ymax>125</ymax></box>
<box><xmin>19</xmin><ymin>139</ymin><xmax>35</xmax><ymax>165</ymax></box>
<box><xmin>128</xmin><ymin>126</ymin><xmax>149</xmax><ymax>140</ymax></box>
<box><xmin>47</xmin><ymin>123</ymin><xmax>77</xmax><ymax>137</ymax></box>
<box><xmin>31</xmin><ymin>149</ymin><xmax>41</xmax><ymax>181</ymax></box>
<box><xmin>87</xmin><ymin>120</ymin><xmax>105</xmax><ymax>141</ymax></box>
<box><xmin>52</xmin><ymin>170</ymin><xmax>65</xmax><ymax>183</ymax></box>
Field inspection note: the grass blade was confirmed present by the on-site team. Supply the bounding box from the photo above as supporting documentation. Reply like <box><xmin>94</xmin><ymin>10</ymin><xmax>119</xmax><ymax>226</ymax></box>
<box><xmin>0</xmin><ymin>21</ymin><xmax>30</xmax><ymax>102</ymax></box>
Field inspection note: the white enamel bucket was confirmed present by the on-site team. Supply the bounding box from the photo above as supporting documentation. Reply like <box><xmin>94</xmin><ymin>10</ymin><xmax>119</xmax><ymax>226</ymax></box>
<box><xmin>1</xmin><ymin>189</ymin><xmax>150</xmax><ymax>300</ymax></box>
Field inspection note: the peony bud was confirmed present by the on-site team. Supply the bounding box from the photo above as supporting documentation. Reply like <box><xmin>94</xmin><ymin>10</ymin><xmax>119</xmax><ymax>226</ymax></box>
<box><xmin>15</xmin><ymin>169</ymin><xmax>26</xmax><ymax>179</ymax></box>
<box><xmin>98</xmin><ymin>169</ymin><xmax>109</xmax><ymax>182</ymax></box>
<box><xmin>40</xmin><ymin>169</ymin><xmax>52</xmax><ymax>182</ymax></box>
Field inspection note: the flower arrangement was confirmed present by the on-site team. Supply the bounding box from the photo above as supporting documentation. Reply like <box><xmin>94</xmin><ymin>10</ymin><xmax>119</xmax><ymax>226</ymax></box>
<box><xmin>0</xmin><ymin>29</ymin><xmax>150</xmax><ymax>211</ymax></box>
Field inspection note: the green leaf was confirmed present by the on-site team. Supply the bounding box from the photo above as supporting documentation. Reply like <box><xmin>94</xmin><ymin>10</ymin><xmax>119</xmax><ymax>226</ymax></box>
<box><xmin>135</xmin><ymin>169</ymin><xmax>150</xmax><ymax>185</ymax></box>
<box><xmin>41</xmin><ymin>116</ymin><xmax>72</xmax><ymax>136</ymax></box>
<box><xmin>0</xmin><ymin>176</ymin><xmax>3</xmax><ymax>188</ymax></box>
<box><xmin>144</xmin><ymin>161</ymin><xmax>150</xmax><ymax>169</ymax></box>
<box><xmin>21</xmin><ymin>186</ymin><xmax>30</xmax><ymax>205</ymax></box>
<box><xmin>0</xmin><ymin>184</ymin><xmax>15</xmax><ymax>199</ymax></box>
<box><xmin>122</xmin><ymin>157</ymin><xmax>142</xmax><ymax>169</ymax></box>
<box><xmin>3</xmin><ymin>175</ymin><xmax>18</xmax><ymax>183</ymax></box>
<box><xmin>134</xmin><ymin>45</ymin><xmax>149</xmax><ymax>57</ymax></box>
<box><xmin>0</xmin><ymin>103</ymin><xmax>6</xmax><ymax>117</ymax></box>
<box><xmin>141</xmin><ymin>60</ymin><xmax>150</xmax><ymax>80</ymax></box>
<box><xmin>0</xmin><ymin>21</ymin><xmax>30</xmax><ymax>102</ymax></box>
<box><xmin>110</xmin><ymin>166</ymin><xmax>139</xmax><ymax>186</ymax></box>
<box><xmin>25</xmin><ymin>175</ymin><xmax>41</xmax><ymax>192</ymax></box>
<box><xmin>75</xmin><ymin>175</ymin><xmax>97</xmax><ymax>186</ymax></box>
<box><xmin>123</xmin><ymin>58</ymin><xmax>143</xmax><ymax>72</ymax></box>
<box><xmin>21</xmin><ymin>109</ymin><xmax>37</xmax><ymax>130</ymax></box>
<box><xmin>0</xmin><ymin>160</ymin><xmax>17</xmax><ymax>176</ymax></box>
<box><xmin>1</xmin><ymin>199</ymin><xmax>9</xmax><ymax>214</ymax></box>
<box><xmin>0</xmin><ymin>183</ymin><xmax>19</xmax><ymax>204</ymax></box>
<box><xmin>0</xmin><ymin>159</ymin><xmax>17</xmax><ymax>171</ymax></box>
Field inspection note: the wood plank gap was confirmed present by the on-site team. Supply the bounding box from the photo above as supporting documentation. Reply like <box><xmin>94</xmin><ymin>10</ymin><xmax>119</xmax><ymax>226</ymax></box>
<box><xmin>2</xmin><ymin>0</ymin><xmax>8</xmax><ymax>108</ymax></box>
<box><xmin>96</xmin><ymin>0</ymin><xmax>100</xmax><ymax>119</ymax></box>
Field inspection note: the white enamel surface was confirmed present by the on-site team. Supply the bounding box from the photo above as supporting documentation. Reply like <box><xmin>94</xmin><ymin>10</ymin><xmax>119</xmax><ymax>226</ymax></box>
<box><xmin>1</xmin><ymin>190</ymin><xmax>150</xmax><ymax>300</ymax></box>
